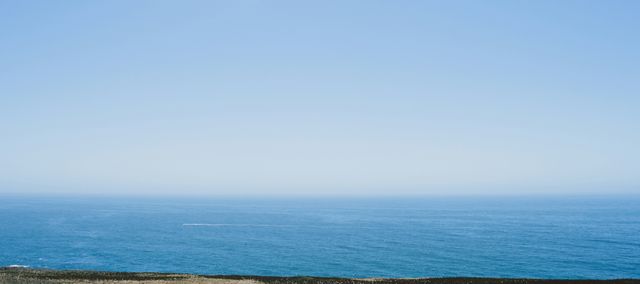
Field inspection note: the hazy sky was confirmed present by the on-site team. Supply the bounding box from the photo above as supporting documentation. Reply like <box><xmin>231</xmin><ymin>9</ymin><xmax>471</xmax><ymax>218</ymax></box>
<box><xmin>1</xmin><ymin>0</ymin><xmax>639</xmax><ymax>196</ymax></box>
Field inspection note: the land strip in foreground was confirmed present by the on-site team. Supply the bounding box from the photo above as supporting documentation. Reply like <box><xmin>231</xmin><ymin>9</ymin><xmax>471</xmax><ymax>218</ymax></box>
<box><xmin>1</xmin><ymin>267</ymin><xmax>638</xmax><ymax>284</ymax></box>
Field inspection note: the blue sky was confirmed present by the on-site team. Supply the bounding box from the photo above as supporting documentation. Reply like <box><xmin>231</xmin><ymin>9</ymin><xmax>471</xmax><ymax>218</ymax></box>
<box><xmin>1</xmin><ymin>0</ymin><xmax>639</xmax><ymax>195</ymax></box>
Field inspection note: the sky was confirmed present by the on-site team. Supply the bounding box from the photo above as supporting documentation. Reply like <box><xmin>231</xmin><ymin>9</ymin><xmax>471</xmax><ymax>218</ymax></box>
<box><xmin>1</xmin><ymin>0</ymin><xmax>639</xmax><ymax>196</ymax></box>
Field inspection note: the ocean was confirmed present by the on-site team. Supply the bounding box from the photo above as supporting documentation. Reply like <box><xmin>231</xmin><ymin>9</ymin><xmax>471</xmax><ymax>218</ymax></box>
<box><xmin>0</xmin><ymin>195</ymin><xmax>638</xmax><ymax>279</ymax></box>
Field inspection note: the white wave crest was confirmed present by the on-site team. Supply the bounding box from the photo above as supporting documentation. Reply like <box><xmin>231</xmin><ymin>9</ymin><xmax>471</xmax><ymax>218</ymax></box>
<box><xmin>182</xmin><ymin>223</ymin><xmax>293</xmax><ymax>227</ymax></box>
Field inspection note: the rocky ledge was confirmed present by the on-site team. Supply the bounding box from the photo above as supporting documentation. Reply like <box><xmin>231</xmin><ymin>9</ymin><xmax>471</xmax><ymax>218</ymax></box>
<box><xmin>1</xmin><ymin>267</ymin><xmax>638</xmax><ymax>284</ymax></box>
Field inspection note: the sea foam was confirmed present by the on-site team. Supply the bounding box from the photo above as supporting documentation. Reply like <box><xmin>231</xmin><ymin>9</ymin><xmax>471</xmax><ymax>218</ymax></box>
<box><xmin>182</xmin><ymin>223</ymin><xmax>293</xmax><ymax>227</ymax></box>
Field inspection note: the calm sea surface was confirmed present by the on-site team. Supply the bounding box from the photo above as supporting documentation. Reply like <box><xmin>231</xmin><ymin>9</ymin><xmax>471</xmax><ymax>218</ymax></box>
<box><xmin>0</xmin><ymin>196</ymin><xmax>638</xmax><ymax>279</ymax></box>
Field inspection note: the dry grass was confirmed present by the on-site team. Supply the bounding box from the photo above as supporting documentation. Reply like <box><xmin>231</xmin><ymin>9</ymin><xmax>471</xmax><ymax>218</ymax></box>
<box><xmin>1</xmin><ymin>268</ymin><xmax>638</xmax><ymax>284</ymax></box>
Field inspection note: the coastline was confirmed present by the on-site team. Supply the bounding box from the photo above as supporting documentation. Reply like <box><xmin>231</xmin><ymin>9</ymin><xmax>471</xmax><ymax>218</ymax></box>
<box><xmin>1</xmin><ymin>268</ymin><xmax>638</xmax><ymax>284</ymax></box>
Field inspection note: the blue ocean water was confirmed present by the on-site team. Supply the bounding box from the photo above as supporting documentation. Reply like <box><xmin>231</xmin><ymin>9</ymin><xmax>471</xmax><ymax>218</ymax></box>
<box><xmin>0</xmin><ymin>196</ymin><xmax>638</xmax><ymax>279</ymax></box>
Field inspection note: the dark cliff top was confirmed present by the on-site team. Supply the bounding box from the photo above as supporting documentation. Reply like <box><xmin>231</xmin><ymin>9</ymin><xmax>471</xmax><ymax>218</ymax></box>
<box><xmin>1</xmin><ymin>267</ymin><xmax>638</xmax><ymax>284</ymax></box>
